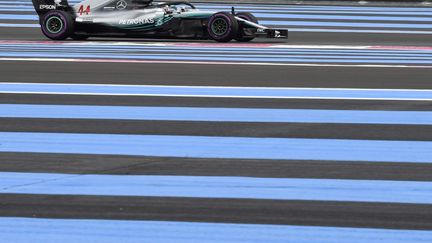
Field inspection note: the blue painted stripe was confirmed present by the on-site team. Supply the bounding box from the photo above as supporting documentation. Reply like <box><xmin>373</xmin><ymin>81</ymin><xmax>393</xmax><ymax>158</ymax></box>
<box><xmin>1</xmin><ymin>83</ymin><xmax>431</xmax><ymax>101</ymax></box>
<box><xmin>0</xmin><ymin>48</ymin><xmax>432</xmax><ymax>59</ymax></box>
<box><xmin>1</xmin><ymin>104</ymin><xmax>432</xmax><ymax>124</ymax></box>
<box><xmin>5</xmin><ymin>7</ymin><xmax>432</xmax><ymax>16</ymax></box>
<box><xmin>4</xmin><ymin>51</ymin><xmax>432</xmax><ymax>60</ymax></box>
<box><xmin>2</xmin><ymin>1</ymin><xmax>432</xmax><ymax>11</ymax></box>
<box><xmin>3</xmin><ymin>217</ymin><xmax>432</xmax><ymax>243</ymax></box>
<box><xmin>0</xmin><ymin>2</ymin><xmax>34</xmax><ymax>6</ymax></box>
<box><xmin>0</xmin><ymin>13</ymin><xmax>36</xmax><ymax>20</ymax></box>
<box><xmin>2</xmin><ymin>46</ymin><xmax>432</xmax><ymax>57</ymax></box>
<box><xmin>3</xmin><ymin>44</ymin><xmax>432</xmax><ymax>57</ymax></box>
<box><xmin>2</xmin><ymin>172</ymin><xmax>432</xmax><ymax>204</ymax></box>
<box><xmin>3</xmin><ymin>44</ymin><xmax>432</xmax><ymax>55</ymax></box>
<box><xmin>3</xmin><ymin>45</ymin><xmax>432</xmax><ymax>56</ymax></box>
<box><xmin>1</xmin><ymin>13</ymin><xmax>432</xmax><ymax>28</ymax></box>
<box><xmin>1</xmin><ymin>132</ymin><xmax>431</xmax><ymax>163</ymax></box>
<box><xmin>0</xmin><ymin>23</ymin><xmax>38</xmax><ymax>27</ymax></box>
<box><xmin>0</xmin><ymin>0</ymin><xmax>80</xmax><ymax>4</ymax></box>
<box><xmin>198</xmin><ymin>5</ymin><xmax>432</xmax><ymax>11</ymax></box>
<box><xmin>4</xmin><ymin>44</ymin><xmax>432</xmax><ymax>55</ymax></box>
<box><xmin>196</xmin><ymin>4</ymin><xmax>432</xmax><ymax>11</ymax></box>
<box><xmin>4</xmin><ymin>4</ymin><xmax>431</xmax><ymax>13</ymax></box>
<box><xmin>4</xmin><ymin>7</ymin><xmax>432</xmax><ymax>17</ymax></box>
<box><xmin>289</xmin><ymin>28</ymin><xmax>432</xmax><ymax>34</ymax></box>
<box><xmin>0</xmin><ymin>4</ymin><xmax>34</xmax><ymax>7</ymax></box>
<box><xmin>0</xmin><ymin>17</ymin><xmax>430</xmax><ymax>35</ymax></box>
<box><xmin>2</xmin><ymin>51</ymin><xmax>432</xmax><ymax>60</ymax></box>
<box><xmin>202</xmin><ymin>9</ymin><xmax>432</xmax><ymax>16</ymax></box>
<box><xmin>261</xmin><ymin>20</ymin><xmax>432</xmax><ymax>29</ymax></box>
<box><xmin>1</xmin><ymin>44</ymin><xmax>432</xmax><ymax>63</ymax></box>
<box><xmin>257</xmin><ymin>13</ymin><xmax>432</xmax><ymax>21</ymax></box>
<box><xmin>1</xmin><ymin>15</ymin><xmax>432</xmax><ymax>29</ymax></box>
<box><xmin>0</xmin><ymin>8</ymin><xmax>34</xmax><ymax>11</ymax></box>
<box><xmin>2</xmin><ymin>51</ymin><xmax>432</xmax><ymax>64</ymax></box>
<box><xmin>3</xmin><ymin>12</ymin><xmax>432</xmax><ymax>22</ymax></box>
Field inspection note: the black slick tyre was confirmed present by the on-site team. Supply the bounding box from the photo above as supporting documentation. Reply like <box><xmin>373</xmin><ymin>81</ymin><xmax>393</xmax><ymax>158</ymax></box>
<box><xmin>41</xmin><ymin>10</ymin><xmax>74</xmax><ymax>40</ymax></box>
<box><xmin>207</xmin><ymin>12</ymin><xmax>238</xmax><ymax>43</ymax></box>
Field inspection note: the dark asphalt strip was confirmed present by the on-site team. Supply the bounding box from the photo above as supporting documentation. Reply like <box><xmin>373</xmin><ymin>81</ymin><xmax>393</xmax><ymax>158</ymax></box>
<box><xmin>2</xmin><ymin>94</ymin><xmax>432</xmax><ymax>110</ymax></box>
<box><xmin>0</xmin><ymin>11</ymin><xmax>35</xmax><ymax>15</ymax></box>
<box><xmin>1</xmin><ymin>194</ymin><xmax>432</xmax><ymax>230</ymax></box>
<box><xmin>1</xmin><ymin>118</ymin><xmax>432</xmax><ymax>140</ymax></box>
<box><xmin>1</xmin><ymin>153</ymin><xmax>432</xmax><ymax>181</ymax></box>
<box><xmin>1</xmin><ymin>61</ymin><xmax>432</xmax><ymax>89</ymax></box>
<box><xmin>0</xmin><ymin>28</ymin><xmax>42</xmax><ymax>40</ymax></box>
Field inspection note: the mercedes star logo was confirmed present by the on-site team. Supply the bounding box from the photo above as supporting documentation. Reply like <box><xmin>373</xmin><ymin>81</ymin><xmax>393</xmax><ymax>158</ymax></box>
<box><xmin>116</xmin><ymin>0</ymin><xmax>127</xmax><ymax>10</ymax></box>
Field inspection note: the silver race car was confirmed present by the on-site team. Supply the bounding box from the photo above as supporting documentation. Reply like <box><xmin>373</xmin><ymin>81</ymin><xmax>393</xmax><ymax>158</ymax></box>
<box><xmin>32</xmin><ymin>0</ymin><xmax>288</xmax><ymax>42</ymax></box>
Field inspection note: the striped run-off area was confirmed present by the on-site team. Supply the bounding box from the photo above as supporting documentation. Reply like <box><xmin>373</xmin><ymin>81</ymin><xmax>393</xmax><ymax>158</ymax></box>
<box><xmin>2</xmin><ymin>0</ymin><xmax>432</xmax><ymax>67</ymax></box>
<box><xmin>2</xmin><ymin>0</ymin><xmax>432</xmax><ymax>34</ymax></box>
<box><xmin>1</xmin><ymin>80</ymin><xmax>432</xmax><ymax>241</ymax></box>
<box><xmin>1</xmin><ymin>0</ymin><xmax>432</xmax><ymax>242</ymax></box>
<box><xmin>2</xmin><ymin>41</ymin><xmax>432</xmax><ymax>67</ymax></box>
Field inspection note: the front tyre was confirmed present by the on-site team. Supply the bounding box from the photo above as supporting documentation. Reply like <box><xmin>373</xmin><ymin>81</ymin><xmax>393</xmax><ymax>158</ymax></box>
<box><xmin>41</xmin><ymin>10</ymin><xmax>74</xmax><ymax>40</ymax></box>
<box><xmin>235</xmin><ymin>12</ymin><xmax>258</xmax><ymax>42</ymax></box>
<box><xmin>207</xmin><ymin>12</ymin><xmax>238</xmax><ymax>43</ymax></box>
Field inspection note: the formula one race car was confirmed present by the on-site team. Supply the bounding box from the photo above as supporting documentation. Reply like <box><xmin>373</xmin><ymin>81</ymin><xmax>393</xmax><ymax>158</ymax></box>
<box><xmin>32</xmin><ymin>0</ymin><xmax>288</xmax><ymax>42</ymax></box>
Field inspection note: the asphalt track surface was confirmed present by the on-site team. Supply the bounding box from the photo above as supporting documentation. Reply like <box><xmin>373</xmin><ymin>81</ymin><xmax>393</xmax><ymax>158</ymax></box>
<box><xmin>1</xmin><ymin>1</ymin><xmax>432</xmax><ymax>242</ymax></box>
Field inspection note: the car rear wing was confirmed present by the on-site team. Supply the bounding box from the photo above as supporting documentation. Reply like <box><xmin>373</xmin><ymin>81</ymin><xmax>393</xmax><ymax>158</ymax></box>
<box><xmin>235</xmin><ymin>16</ymin><xmax>287</xmax><ymax>39</ymax></box>
<box><xmin>32</xmin><ymin>0</ymin><xmax>73</xmax><ymax>16</ymax></box>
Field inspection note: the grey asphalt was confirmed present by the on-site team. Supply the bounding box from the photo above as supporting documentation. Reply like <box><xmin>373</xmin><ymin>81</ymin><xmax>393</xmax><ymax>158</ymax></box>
<box><xmin>2</xmin><ymin>61</ymin><xmax>432</xmax><ymax>89</ymax></box>
<box><xmin>2</xmin><ymin>153</ymin><xmax>432</xmax><ymax>181</ymax></box>
<box><xmin>2</xmin><ymin>194</ymin><xmax>432</xmax><ymax>230</ymax></box>
<box><xmin>2</xmin><ymin>93</ymin><xmax>432</xmax><ymax>110</ymax></box>
<box><xmin>0</xmin><ymin>25</ymin><xmax>432</xmax><ymax>231</ymax></box>
<box><xmin>1</xmin><ymin>118</ymin><xmax>432</xmax><ymax>140</ymax></box>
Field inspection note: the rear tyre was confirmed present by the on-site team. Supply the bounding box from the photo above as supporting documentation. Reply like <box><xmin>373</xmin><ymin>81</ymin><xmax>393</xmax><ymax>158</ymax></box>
<box><xmin>41</xmin><ymin>10</ymin><xmax>74</xmax><ymax>40</ymax></box>
<box><xmin>235</xmin><ymin>12</ymin><xmax>258</xmax><ymax>42</ymax></box>
<box><xmin>207</xmin><ymin>12</ymin><xmax>238</xmax><ymax>43</ymax></box>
